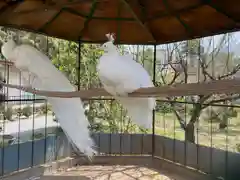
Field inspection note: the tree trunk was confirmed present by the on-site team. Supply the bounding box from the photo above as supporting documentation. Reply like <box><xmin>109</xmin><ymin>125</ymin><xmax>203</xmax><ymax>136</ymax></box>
<box><xmin>185</xmin><ymin>123</ymin><xmax>195</xmax><ymax>143</ymax></box>
<box><xmin>219</xmin><ymin>122</ymin><xmax>227</xmax><ymax>129</ymax></box>
<box><xmin>219</xmin><ymin>105</ymin><xmax>228</xmax><ymax>129</ymax></box>
<box><xmin>185</xmin><ymin>103</ymin><xmax>202</xmax><ymax>143</ymax></box>
<box><xmin>219</xmin><ymin>109</ymin><xmax>228</xmax><ymax>129</ymax></box>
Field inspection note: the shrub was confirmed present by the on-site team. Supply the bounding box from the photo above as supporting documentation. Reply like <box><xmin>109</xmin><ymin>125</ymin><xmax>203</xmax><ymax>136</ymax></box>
<box><xmin>53</xmin><ymin>127</ymin><xmax>64</xmax><ymax>135</ymax></box>
<box><xmin>33</xmin><ymin>133</ymin><xmax>44</xmax><ymax>140</ymax></box>
<box><xmin>22</xmin><ymin>106</ymin><xmax>33</xmax><ymax>118</ymax></box>
<box><xmin>155</xmin><ymin>102</ymin><xmax>172</xmax><ymax>113</ymax></box>
<box><xmin>3</xmin><ymin>107</ymin><xmax>13</xmax><ymax>120</ymax></box>
<box><xmin>15</xmin><ymin>107</ymin><xmax>23</xmax><ymax>116</ymax></box>
<box><xmin>236</xmin><ymin>143</ymin><xmax>240</xmax><ymax>152</ymax></box>
<box><xmin>0</xmin><ymin>105</ymin><xmax>4</xmax><ymax>113</ymax></box>
<box><xmin>34</xmin><ymin>106</ymin><xmax>43</xmax><ymax>114</ymax></box>
<box><xmin>39</xmin><ymin>104</ymin><xmax>52</xmax><ymax>114</ymax></box>
<box><xmin>0</xmin><ymin>140</ymin><xmax>9</xmax><ymax>147</ymax></box>
<box><xmin>227</xmin><ymin>108</ymin><xmax>238</xmax><ymax>118</ymax></box>
<box><xmin>52</xmin><ymin>112</ymin><xmax>58</xmax><ymax>122</ymax></box>
<box><xmin>232</xmin><ymin>109</ymin><xmax>238</xmax><ymax>118</ymax></box>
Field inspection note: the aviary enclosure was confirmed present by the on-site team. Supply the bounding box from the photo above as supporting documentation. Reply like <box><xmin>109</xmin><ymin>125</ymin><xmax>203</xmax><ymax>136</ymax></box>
<box><xmin>0</xmin><ymin>0</ymin><xmax>240</xmax><ymax>180</ymax></box>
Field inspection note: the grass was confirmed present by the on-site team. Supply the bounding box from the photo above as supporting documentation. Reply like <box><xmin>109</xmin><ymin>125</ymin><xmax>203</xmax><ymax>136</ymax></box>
<box><xmin>154</xmin><ymin>112</ymin><xmax>240</xmax><ymax>153</ymax></box>
<box><xmin>155</xmin><ymin>127</ymin><xmax>184</xmax><ymax>141</ymax></box>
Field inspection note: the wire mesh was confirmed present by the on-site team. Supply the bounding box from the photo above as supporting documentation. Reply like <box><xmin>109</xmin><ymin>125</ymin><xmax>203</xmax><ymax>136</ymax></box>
<box><xmin>0</xmin><ymin>27</ymin><xmax>239</xmax><ymax>179</ymax></box>
<box><xmin>154</xmin><ymin>32</ymin><xmax>240</xmax><ymax>179</ymax></box>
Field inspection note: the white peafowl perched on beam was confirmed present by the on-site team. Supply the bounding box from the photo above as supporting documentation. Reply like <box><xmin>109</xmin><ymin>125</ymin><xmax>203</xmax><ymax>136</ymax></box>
<box><xmin>97</xmin><ymin>33</ymin><xmax>156</xmax><ymax>129</ymax></box>
<box><xmin>1</xmin><ymin>39</ymin><xmax>96</xmax><ymax>159</ymax></box>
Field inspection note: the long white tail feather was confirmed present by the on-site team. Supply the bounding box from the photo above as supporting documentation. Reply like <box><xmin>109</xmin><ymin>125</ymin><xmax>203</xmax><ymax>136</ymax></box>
<box><xmin>1</xmin><ymin>40</ymin><xmax>96</xmax><ymax>159</ymax></box>
<box><xmin>48</xmin><ymin>97</ymin><xmax>96</xmax><ymax>158</ymax></box>
<box><xmin>117</xmin><ymin>97</ymin><xmax>155</xmax><ymax>129</ymax></box>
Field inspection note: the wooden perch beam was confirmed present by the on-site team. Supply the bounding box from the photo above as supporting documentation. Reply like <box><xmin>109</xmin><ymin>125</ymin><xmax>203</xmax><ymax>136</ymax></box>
<box><xmin>0</xmin><ymin>60</ymin><xmax>14</xmax><ymax>66</ymax></box>
<box><xmin>1</xmin><ymin>79</ymin><xmax>240</xmax><ymax>99</ymax></box>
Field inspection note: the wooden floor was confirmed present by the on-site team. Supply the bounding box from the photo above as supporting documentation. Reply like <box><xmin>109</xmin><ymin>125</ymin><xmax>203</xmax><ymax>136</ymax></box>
<box><xmin>39</xmin><ymin>165</ymin><xmax>185</xmax><ymax>180</ymax></box>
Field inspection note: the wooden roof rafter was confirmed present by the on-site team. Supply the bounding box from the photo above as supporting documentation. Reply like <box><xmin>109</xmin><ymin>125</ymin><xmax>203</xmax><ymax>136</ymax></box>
<box><xmin>13</xmin><ymin>0</ymin><xmax>92</xmax><ymax>15</ymax></box>
<box><xmin>120</xmin><ymin>0</ymin><xmax>156</xmax><ymax>43</ymax></box>
<box><xmin>38</xmin><ymin>9</ymin><xmax>63</xmax><ymax>32</ymax></box>
<box><xmin>63</xmin><ymin>7</ymin><xmax>135</xmax><ymax>21</ymax></box>
<box><xmin>147</xmin><ymin>3</ymin><xmax>203</xmax><ymax>22</ymax></box>
<box><xmin>202</xmin><ymin>0</ymin><xmax>240</xmax><ymax>24</ymax></box>
<box><xmin>78</xmin><ymin>0</ymin><xmax>98</xmax><ymax>40</ymax></box>
<box><xmin>162</xmin><ymin>0</ymin><xmax>193</xmax><ymax>36</ymax></box>
<box><xmin>0</xmin><ymin>0</ymin><xmax>24</xmax><ymax>19</ymax></box>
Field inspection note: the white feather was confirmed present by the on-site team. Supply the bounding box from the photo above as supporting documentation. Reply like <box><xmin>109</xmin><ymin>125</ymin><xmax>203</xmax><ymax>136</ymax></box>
<box><xmin>1</xmin><ymin>41</ymin><xmax>96</xmax><ymax>158</ymax></box>
<box><xmin>97</xmin><ymin>38</ymin><xmax>156</xmax><ymax>129</ymax></box>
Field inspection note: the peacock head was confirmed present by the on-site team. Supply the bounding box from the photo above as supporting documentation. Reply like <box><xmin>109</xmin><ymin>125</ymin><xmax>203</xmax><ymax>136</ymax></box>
<box><xmin>1</xmin><ymin>39</ymin><xmax>17</xmax><ymax>61</ymax></box>
<box><xmin>100</xmin><ymin>33</ymin><xmax>118</xmax><ymax>53</ymax></box>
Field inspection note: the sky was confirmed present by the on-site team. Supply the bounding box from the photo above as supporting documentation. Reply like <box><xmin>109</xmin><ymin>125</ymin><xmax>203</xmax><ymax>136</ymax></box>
<box><xmin>155</xmin><ymin>31</ymin><xmax>240</xmax><ymax>57</ymax></box>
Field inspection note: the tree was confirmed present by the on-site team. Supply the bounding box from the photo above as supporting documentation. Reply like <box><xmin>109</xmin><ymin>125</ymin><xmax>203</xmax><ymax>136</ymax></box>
<box><xmin>39</xmin><ymin>104</ymin><xmax>52</xmax><ymax>114</ymax></box>
<box><xmin>33</xmin><ymin>132</ymin><xmax>44</xmax><ymax>140</ymax></box>
<box><xmin>0</xmin><ymin>140</ymin><xmax>9</xmax><ymax>147</ymax></box>
<box><xmin>15</xmin><ymin>107</ymin><xmax>23</xmax><ymax>117</ymax></box>
<box><xmin>22</xmin><ymin>106</ymin><xmax>33</xmax><ymax>118</ymax></box>
<box><xmin>3</xmin><ymin>107</ymin><xmax>13</xmax><ymax>121</ymax></box>
<box><xmin>152</xmin><ymin>33</ymin><xmax>240</xmax><ymax>143</ymax></box>
<box><xmin>0</xmin><ymin>73</ymin><xmax>6</xmax><ymax>105</ymax></box>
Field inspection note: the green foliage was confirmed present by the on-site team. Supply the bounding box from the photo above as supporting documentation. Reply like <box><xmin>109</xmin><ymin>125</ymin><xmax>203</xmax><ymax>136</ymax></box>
<box><xmin>53</xmin><ymin>127</ymin><xmax>64</xmax><ymax>136</ymax></box>
<box><xmin>156</xmin><ymin>102</ymin><xmax>172</xmax><ymax>114</ymax></box>
<box><xmin>15</xmin><ymin>107</ymin><xmax>23</xmax><ymax>116</ymax></box>
<box><xmin>0</xmin><ymin>140</ymin><xmax>9</xmax><ymax>147</ymax></box>
<box><xmin>3</xmin><ymin>107</ymin><xmax>13</xmax><ymax>121</ymax></box>
<box><xmin>51</xmin><ymin>41</ymin><xmax>102</xmax><ymax>87</ymax></box>
<box><xmin>204</xmin><ymin>107</ymin><xmax>238</xmax><ymax>126</ymax></box>
<box><xmin>39</xmin><ymin>104</ymin><xmax>52</xmax><ymax>114</ymax></box>
<box><xmin>34</xmin><ymin>106</ymin><xmax>41</xmax><ymax>114</ymax></box>
<box><xmin>227</xmin><ymin>108</ymin><xmax>238</xmax><ymax>118</ymax></box>
<box><xmin>22</xmin><ymin>106</ymin><xmax>33</xmax><ymax>118</ymax></box>
<box><xmin>52</xmin><ymin>112</ymin><xmax>58</xmax><ymax>122</ymax></box>
<box><xmin>85</xmin><ymin>100</ymin><xmax>140</xmax><ymax>133</ymax></box>
<box><xmin>236</xmin><ymin>143</ymin><xmax>240</xmax><ymax>152</ymax></box>
<box><xmin>33</xmin><ymin>133</ymin><xmax>44</xmax><ymax>140</ymax></box>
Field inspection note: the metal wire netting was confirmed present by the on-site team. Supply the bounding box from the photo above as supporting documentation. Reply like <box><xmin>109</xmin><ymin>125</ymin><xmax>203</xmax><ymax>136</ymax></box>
<box><xmin>0</xmin><ymin>28</ymin><xmax>239</xmax><ymax>179</ymax></box>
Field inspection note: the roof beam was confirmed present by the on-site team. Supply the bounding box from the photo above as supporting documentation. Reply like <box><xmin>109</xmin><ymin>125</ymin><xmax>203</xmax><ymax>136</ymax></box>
<box><xmin>120</xmin><ymin>0</ymin><xmax>156</xmax><ymax>42</ymax></box>
<box><xmin>0</xmin><ymin>1</ymin><xmax>23</xmax><ymax>20</ymax></box>
<box><xmin>38</xmin><ymin>9</ymin><xmax>63</xmax><ymax>31</ymax></box>
<box><xmin>64</xmin><ymin>7</ymin><xmax>135</xmax><ymax>21</ymax></box>
<box><xmin>162</xmin><ymin>0</ymin><xmax>193</xmax><ymax>36</ymax></box>
<box><xmin>202</xmin><ymin>0</ymin><xmax>240</xmax><ymax>23</ymax></box>
<box><xmin>78</xmin><ymin>0</ymin><xmax>98</xmax><ymax>40</ymax></box>
<box><xmin>147</xmin><ymin>3</ymin><xmax>203</xmax><ymax>22</ymax></box>
<box><xmin>12</xmin><ymin>0</ymin><xmax>92</xmax><ymax>15</ymax></box>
